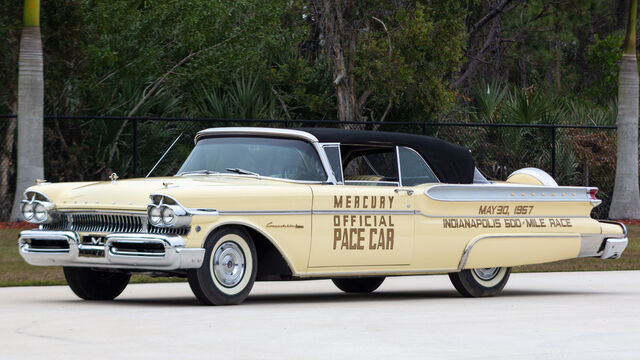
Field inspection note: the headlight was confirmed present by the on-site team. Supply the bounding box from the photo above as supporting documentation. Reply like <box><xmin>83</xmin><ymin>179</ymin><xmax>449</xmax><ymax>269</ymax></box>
<box><xmin>21</xmin><ymin>202</ymin><xmax>34</xmax><ymax>221</ymax></box>
<box><xmin>34</xmin><ymin>202</ymin><xmax>47</xmax><ymax>222</ymax></box>
<box><xmin>161</xmin><ymin>206</ymin><xmax>175</xmax><ymax>225</ymax></box>
<box><xmin>21</xmin><ymin>199</ymin><xmax>55</xmax><ymax>224</ymax></box>
<box><xmin>147</xmin><ymin>195</ymin><xmax>192</xmax><ymax>228</ymax></box>
<box><xmin>148</xmin><ymin>206</ymin><xmax>162</xmax><ymax>226</ymax></box>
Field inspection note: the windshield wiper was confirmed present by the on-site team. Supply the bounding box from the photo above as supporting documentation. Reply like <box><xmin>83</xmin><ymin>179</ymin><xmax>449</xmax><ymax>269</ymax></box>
<box><xmin>177</xmin><ymin>169</ymin><xmax>219</xmax><ymax>176</ymax></box>
<box><xmin>225</xmin><ymin>168</ymin><xmax>261</xmax><ymax>177</ymax></box>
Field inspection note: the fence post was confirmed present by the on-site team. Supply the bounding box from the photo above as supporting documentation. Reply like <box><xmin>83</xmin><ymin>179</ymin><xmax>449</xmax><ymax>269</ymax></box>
<box><xmin>551</xmin><ymin>126</ymin><xmax>556</xmax><ymax>179</ymax></box>
<box><xmin>422</xmin><ymin>120</ymin><xmax>427</xmax><ymax>135</ymax></box>
<box><xmin>132</xmin><ymin>119</ymin><xmax>138</xmax><ymax>177</ymax></box>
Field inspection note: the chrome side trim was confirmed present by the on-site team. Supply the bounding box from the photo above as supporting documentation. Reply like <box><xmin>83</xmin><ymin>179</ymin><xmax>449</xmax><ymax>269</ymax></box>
<box><xmin>415</xmin><ymin>210</ymin><xmax>590</xmax><ymax>219</ymax></box>
<box><xmin>186</xmin><ymin>208</ymin><xmax>219</xmax><ymax>216</ymax></box>
<box><xmin>215</xmin><ymin>208</ymin><xmax>589</xmax><ymax>218</ymax></box>
<box><xmin>313</xmin><ymin>210</ymin><xmax>414</xmax><ymax>215</ymax></box>
<box><xmin>343</xmin><ymin>180</ymin><xmax>399</xmax><ymax>186</ymax></box>
<box><xmin>215</xmin><ymin>209</ymin><xmax>416</xmax><ymax>216</ymax></box>
<box><xmin>458</xmin><ymin>234</ymin><xmax>579</xmax><ymax>270</ymax></box>
<box><xmin>298</xmin><ymin>268</ymin><xmax>458</xmax><ymax>278</ymax></box>
<box><xmin>425</xmin><ymin>184</ymin><xmax>593</xmax><ymax>202</ymax></box>
<box><xmin>219</xmin><ymin>210</ymin><xmax>311</xmax><ymax>216</ymax></box>
<box><xmin>194</xmin><ymin>127</ymin><xmax>320</xmax><ymax>144</ymax></box>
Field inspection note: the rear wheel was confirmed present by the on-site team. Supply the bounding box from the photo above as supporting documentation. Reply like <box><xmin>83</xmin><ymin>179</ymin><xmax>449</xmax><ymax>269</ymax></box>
<box><xmin>449</xmin><ymin>267</ymin><xmax>511</xmax><ymax>297</ymax></box>
<box><xmin>63</xmin><ymin>267</ymin><xmax>130</xmax><ymax>300</ymax></box>
<box><xmin>187</xmin><ymin>227</ymin><xmax>257</xmax><ymax>305</ymax></box>
<box><xmin>332</xmin><ymin>277</ymin><xmax>385</xmax><ymax>293</ymax></box>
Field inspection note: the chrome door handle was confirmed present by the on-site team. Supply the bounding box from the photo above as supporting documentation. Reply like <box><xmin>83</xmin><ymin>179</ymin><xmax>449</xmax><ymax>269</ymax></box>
<box><xmin>394</xmin><ymin>188</ymin><xmax>414</xmax><ymax>195</ymax></box>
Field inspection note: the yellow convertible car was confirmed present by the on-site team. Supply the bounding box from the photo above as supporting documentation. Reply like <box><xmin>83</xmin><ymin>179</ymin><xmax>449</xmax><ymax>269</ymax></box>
<box><xmin>18</xmin><ymin>127</ymin><xmax>628</xmax><ymax>305</ymax></box>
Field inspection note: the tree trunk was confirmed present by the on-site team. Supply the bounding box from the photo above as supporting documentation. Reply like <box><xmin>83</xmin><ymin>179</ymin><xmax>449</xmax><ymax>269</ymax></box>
<box><xmin>609</xmin><ymin>0</ymin><xmax>640</xmax><ymax>219</ymax></box>
<box><xmin>610</xmin><ymin>0</ymin><xmax>640</xmax><ymax>219</ymax></box>
<box><xmin>610</xmin><ymin>53</ymin><xmax>640</xmax><ymax>219</ymax></box>
<box><xmin>518</xmin><ymin>39</ymin><xmax>527</xmax><ymax>89</ymax></box>
<box><xmin>316</xmin><ymin>0</ymin><xmax>361</xmax><ymax>128</ymax></box>
<box><xmin>10</xmin><ymin>24</ymin><xmax>44</xmax><ymax>221</ymax></box>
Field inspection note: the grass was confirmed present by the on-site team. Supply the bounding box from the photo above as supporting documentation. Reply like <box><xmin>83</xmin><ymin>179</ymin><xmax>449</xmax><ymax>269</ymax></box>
<box><xmin>1</xmin><ymin>226</ymin><xmax>638</xmax><ymax>287</ymax></box>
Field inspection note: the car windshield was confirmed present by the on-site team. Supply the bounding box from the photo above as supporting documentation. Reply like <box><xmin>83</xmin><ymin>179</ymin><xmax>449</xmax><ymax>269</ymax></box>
<box><xmin>177</xmin><ymin>136</ymin><xmax>327</xmax><ymax>182</ymax></box>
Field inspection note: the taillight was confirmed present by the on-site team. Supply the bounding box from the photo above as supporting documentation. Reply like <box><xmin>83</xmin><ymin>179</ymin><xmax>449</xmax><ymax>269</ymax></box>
<box><xmin>588</xmin><ymin>188</ymin><xmax>599</xmax><ymax>200</ymax></box>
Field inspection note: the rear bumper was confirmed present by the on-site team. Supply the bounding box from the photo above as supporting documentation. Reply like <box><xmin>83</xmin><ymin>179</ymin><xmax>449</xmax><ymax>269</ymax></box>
<box><xmin>579</xmin><ymin>221</ymin><xmax>629</xmax><ymax>260</ymax></box>
<box><xmin>18</xmin><ymin>230</ymin><xmax>205</xmax><ymax>271</ymax></box>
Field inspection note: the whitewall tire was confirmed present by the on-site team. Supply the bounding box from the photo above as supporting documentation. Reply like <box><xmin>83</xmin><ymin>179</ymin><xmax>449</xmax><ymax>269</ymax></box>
<box><xmin>187</xmin><ymin>227</ymin><xmax>257</xmax><ymax>305</ymax></box>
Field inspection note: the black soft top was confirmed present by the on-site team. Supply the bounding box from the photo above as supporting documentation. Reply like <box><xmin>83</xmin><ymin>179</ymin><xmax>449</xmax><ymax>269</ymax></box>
<box><xmin>301</xmin><ymin>128</ymin><xmax>474</xmax><ymax>184</ymax></box>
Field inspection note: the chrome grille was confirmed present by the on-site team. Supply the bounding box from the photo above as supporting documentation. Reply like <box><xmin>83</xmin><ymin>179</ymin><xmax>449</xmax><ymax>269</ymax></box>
<box><xmin>42</xmin><ymin>212</ymin><xmax>189</xmax><ymax>235</ymax></box>
<box><xmin>71</xmin><ymin>213</ymin><xmax>144</xmax><ymax>233</ymax></box>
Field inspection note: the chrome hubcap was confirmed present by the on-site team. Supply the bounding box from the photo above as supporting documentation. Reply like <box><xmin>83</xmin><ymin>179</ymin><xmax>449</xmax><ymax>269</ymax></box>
<box><xmin>213</xmin><ymin>242</ymin><xmax>245</xmax><ymax>287</ymax></box>
<box><xmin>473</xmin><ymin>267</ymin><xmax>500</xmax><ymax>281</ymax></box>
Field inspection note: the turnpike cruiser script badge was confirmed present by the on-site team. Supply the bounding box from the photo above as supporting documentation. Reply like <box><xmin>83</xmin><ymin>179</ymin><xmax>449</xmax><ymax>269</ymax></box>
<box><xmin>17</xmin><ymin>127</ymin><xmax>628</xmax><ymax>306</ymax></box>
<box><xmin>266</xmin><ymin>222</ymin><xmax>304</xmax><ymax>229</ymax></box>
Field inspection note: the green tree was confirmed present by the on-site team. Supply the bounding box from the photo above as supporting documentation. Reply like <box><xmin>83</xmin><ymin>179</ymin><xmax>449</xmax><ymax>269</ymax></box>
<box><xmin>308</xmin><ymin>0</ymin><xmax>465</xmax><ymax>126</ymax></box>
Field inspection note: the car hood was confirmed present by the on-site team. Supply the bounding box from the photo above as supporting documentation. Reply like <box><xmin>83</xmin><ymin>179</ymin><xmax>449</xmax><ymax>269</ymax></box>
<box><xmin>27</xmin><ymin>175</ymin><xmax>290</xmax><ymax>211</ymax></box>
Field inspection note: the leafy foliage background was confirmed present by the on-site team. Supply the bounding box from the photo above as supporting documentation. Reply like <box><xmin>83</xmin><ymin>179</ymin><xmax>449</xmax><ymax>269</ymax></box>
<box><xmin>0</xmin><ymin>0</ymin><xmax>635</xmax><ymax>219</ymax></box>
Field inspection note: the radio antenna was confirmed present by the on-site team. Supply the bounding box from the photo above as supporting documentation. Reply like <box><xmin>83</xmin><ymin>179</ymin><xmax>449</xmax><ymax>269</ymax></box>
<box><xmin>146</xmin><ymin>132</ymin><xmax>183</xmax><ymax>178</ymax></box>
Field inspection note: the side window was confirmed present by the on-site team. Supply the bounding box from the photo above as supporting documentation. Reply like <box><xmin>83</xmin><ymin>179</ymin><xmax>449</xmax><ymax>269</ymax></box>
<box><xmin>398</xmin><ymin>147</ymin><xmax>439</xmax><ymax>186</ymax></box>
<box><xmin>323</xmin><ymin>144</ymin><xmax>344</xmax><ymax>184</ymax></box>
<box><xmin>343</xmin><ymin>147</ymin><xmax>398</xmax><ymax>186</ymax></box>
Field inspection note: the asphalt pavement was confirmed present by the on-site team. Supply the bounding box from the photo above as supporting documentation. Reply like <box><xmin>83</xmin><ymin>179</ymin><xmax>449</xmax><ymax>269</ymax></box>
<box><xmin>1</xmin><ymin>271</ymin><xmax>639</xmax><ymax>360</ymax></box>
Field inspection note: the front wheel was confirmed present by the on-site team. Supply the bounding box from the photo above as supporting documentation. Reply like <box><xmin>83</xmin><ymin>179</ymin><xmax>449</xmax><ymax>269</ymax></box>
<box><xmin>63</xmin><ymin>267</ymin><xmax>130</xmax><ymax>300</ymax></box>
<box><xmin>187</xmin><ymin>227</ymin><xmax>257</xmax><ymax>305</ymax></box>
<box><xmin>448</xmin><ymin>267</ymin><xmax>511</xmax><ymax>297</ymax></box>
<box><xmin>332</xmin><ymin>277</ymin><xmax>385</xmax><ymax>293</ymax></box>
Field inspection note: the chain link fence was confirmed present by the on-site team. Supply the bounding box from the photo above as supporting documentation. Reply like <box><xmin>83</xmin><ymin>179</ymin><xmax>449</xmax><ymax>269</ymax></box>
<box><xmin>0</xmin><ymin>115</ymin><xmax>624</xmax><ymax>220</ymax></box>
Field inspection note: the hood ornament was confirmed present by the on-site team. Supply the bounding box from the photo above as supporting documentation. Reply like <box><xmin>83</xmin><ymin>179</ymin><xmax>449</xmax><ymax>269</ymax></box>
<box><xmin>110</xmin><ymin>172</ymin><xmax>119</xmax><ymax>183</ymax></box>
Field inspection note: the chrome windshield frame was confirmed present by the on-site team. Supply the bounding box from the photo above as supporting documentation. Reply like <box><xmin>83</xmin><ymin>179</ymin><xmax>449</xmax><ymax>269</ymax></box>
<box><xmin>188</xmin><ymin>128</ymin><xmax>337</xmax><ymax>185</ymax></box>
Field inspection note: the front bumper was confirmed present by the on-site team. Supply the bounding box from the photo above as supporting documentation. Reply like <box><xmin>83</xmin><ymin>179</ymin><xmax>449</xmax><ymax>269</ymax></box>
<box><xmin>579</xmin><ymin>221</ymin><xmax>629</xmax><ymax>260</ymax></box>
<box><xmin>18</xmin><ymin>230</ymin><xmax>205</xmax><ymax>271</ymax></box>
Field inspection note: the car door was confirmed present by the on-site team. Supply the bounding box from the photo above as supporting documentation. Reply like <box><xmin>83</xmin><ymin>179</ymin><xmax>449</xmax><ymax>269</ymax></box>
<box><xmin>308</xmin><ymin>144</ymin><xmax>416</xmax><ymax>267</ymax></box>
